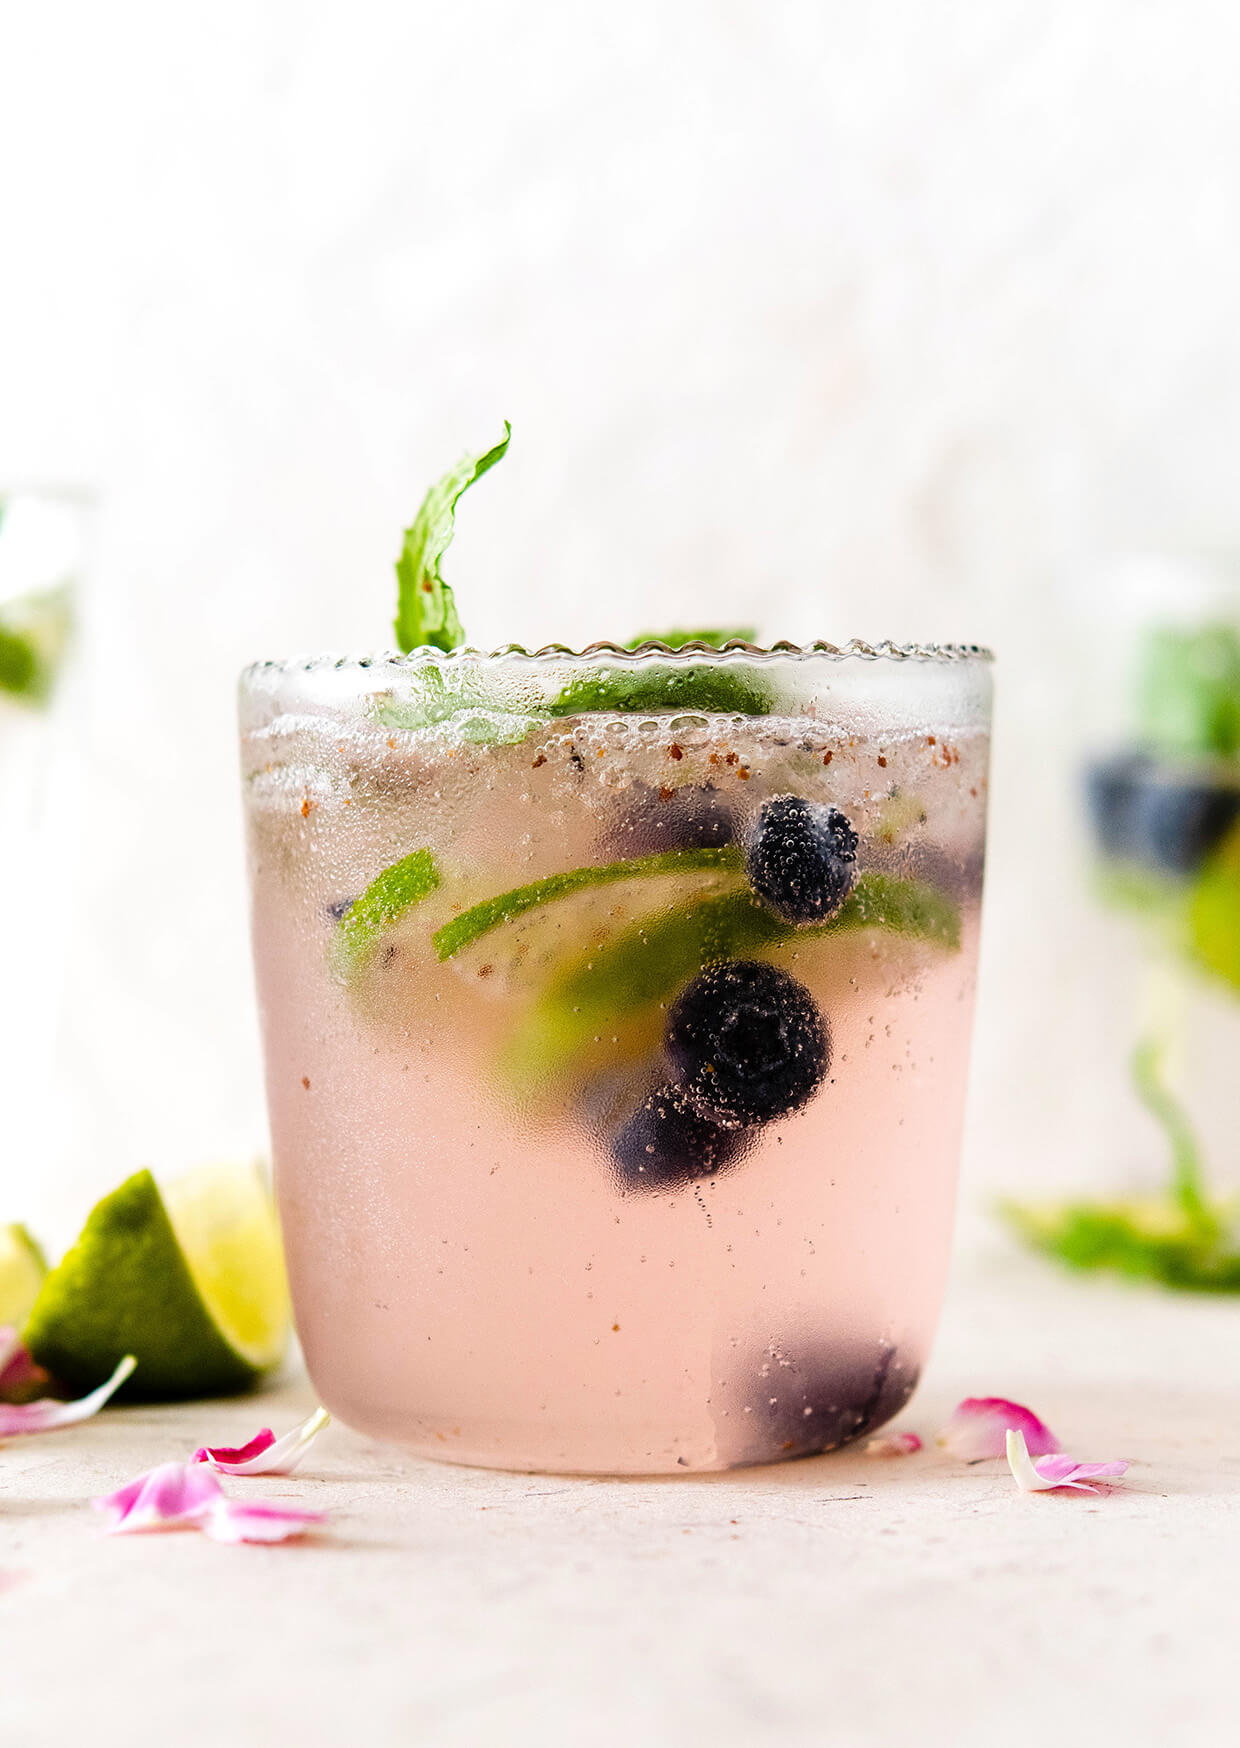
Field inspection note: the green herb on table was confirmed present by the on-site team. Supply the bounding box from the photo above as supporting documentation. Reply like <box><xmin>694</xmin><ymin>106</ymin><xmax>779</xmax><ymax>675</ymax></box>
<box><xmin>1001</xmin><ymin>1038</ymin><xmax>1240</xmax><ymax>1292</ymax></box>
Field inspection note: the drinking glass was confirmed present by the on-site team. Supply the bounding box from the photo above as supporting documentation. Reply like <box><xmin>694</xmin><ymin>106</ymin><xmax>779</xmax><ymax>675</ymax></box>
<box><xmin>240</xmin><ymin>640</ymin><xmax>992</xmax><ymax>1473</ymax></box>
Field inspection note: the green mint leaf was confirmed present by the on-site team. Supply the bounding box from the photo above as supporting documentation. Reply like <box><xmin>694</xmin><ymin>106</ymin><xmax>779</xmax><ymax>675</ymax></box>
<box><xmin>331</xmin><ymin>848</ymin><xmax>441</xmax><ymax>981</ymax></box>
<box><xmin>504</xmin><ymin>873</ymin><xmax>960</xmax><ymax>1087</ymax></box>
<box><xmin>625</xmin><ymin>628</ymin><xmax>757</xmax><ymax>649</ymax></box>
<box><xmin>0</xmin><ymin>623</ymin><xmax>41</xmax><ymax>698</ymax></box>
<box><xmin>1188</xmin><ymin>826</ymin><xmax>1240</xmax><ymax>992</ymax></box>
<box><xmin>548</xmin><ymin>662</ymin><xmax>773</xmax><ymax>718</ymax></box>
<box><xmin>0</xmin><ymin>583</ymin><xmax>73</xmax><ymax>705</ymax></box>
<box><xmin>371</xmin><ymin>670</ymin><xmax>535</xmax><ymax>748</ymax></box>
<box><xmin>1000</xmin><ymin>1196</ymin><xmax>1240</xmax><ymax>1293</ymax></box>
<box><xmin>1135</xmin><ymin>623</ymin><xmax>1240</xmax><ymax>759</ymax></box>
<box><xmin>433</xmin><ymin>846</ymin><xmax>744</xmax><ymax>961</ymax></box>
<box><xmin>393</xmin><ymin>423</ymin><xmax>511</xmax><ymax>654</ymax></box>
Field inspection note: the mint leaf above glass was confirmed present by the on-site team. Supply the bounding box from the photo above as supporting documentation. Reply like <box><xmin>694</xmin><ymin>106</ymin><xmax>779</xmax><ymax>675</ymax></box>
<box><xmin>393</xmin><ymin>423</ymin><xmax>511</xmax><ymax>654</ymax></box>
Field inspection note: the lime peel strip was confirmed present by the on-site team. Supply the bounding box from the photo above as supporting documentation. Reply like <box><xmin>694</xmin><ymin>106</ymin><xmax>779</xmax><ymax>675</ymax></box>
<box><xmin>332</xmin><ymin>848</ymin><xmax>442</xmax><ymax>981</ymax></box>
<box><xmin>432</xmin><ymin>845</ymin><xmax>746</xmax><ymax>961</ymax></box>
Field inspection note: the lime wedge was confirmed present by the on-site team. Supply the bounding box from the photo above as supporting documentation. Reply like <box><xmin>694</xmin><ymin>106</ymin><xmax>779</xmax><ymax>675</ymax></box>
<box><xmin>24</xmin><ymin>1165</ymin><xmax>289</xmax><ymax>1400</ymax></box>
<box><xmin>0</xmin><ymin>1224</ymin><xmax>48</xmax><ymax>1326</ymax></box>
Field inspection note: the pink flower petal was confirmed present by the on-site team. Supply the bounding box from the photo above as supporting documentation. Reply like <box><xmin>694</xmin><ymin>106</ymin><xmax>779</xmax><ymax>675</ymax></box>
<box><xmin>94</xmin><ymin>1461</ymin><xmax>224</xmax><ymax>1533</ymax></box>
<box><xmin>201</xmin><ymin>1498</ymin><xmax>326</xmax><ymax>1544</ymax></box>
<box><xmin>95</xmin><ymin>1461</ymin><xmax>327</xmax><ymax>1544</ymax></box>
<box><xmin>1034</xmin><ymin>1452</ymin><xmax>1130</xmax><ymax>1486</ymax></box>
<box><xmin>1007</xmin><ymin>1430</ymin><xmax>1130</xmax><ymax>1494</ymax></box>
<box><xmin>938</xmin><ymin>1396</ymin><xmax>1061</xmax><ymax>1461</ymax></box>
<box><xmin>192</xmin><ymin>1428</ymin><xmax>277</xmax><ymax>1468</ymax></box>
<box><xmin>191</xmin><ymin>1406</ymin><xmax>330</xmax><ymax>1475</ymax></box>
<box><xmin>0</xmin><ymin>1354</ymin><xmax>136</xmax><ymax>1438</ymax></box>
<box><xmin>865</xmin><ymin>1431</ymin><xmax>923</xmax><ymax>1456</ymax></box>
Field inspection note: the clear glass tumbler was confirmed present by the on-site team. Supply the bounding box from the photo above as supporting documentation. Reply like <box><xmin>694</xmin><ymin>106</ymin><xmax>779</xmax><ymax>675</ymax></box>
<box><xmin>240</xmin><ymin>640</ymin><xmax>992</xmax><ymax>1473</ymax></box>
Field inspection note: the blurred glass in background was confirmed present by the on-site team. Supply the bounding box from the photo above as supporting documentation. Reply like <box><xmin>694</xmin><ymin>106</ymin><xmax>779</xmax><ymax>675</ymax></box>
<box><xmin>1007</xmin><ymin>556</ymin><xmax>1240</xmax><ymax>1287</ymax></box>
<box><xmin>0</xmin><ymin>490</ymin><xmax>87</xmax><ymax>1224</ymax></box>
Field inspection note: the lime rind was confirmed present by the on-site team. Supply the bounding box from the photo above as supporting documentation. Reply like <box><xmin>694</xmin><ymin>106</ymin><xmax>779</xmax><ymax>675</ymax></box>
<box><xmin>432</xmin><ymin>846</ymin><xmax>745</xmax><ymax>962</ymax></box>
<box><xmin>331</xmin><ymin>848</ymin><xmax>441</xmax><ymax>982</ymax></box>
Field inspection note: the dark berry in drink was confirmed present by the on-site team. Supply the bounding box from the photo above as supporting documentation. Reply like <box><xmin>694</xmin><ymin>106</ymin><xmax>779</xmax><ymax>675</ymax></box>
<box><xmin>666</xmin><ymin>959</ymin><xmax>828</xmax><ymax>1127</ymax></box>
<box><xmin>611</xmin><ymin>1085</ymin><xmax>747</xmax><ymax>1190</ymax></box>
<box><xmin>746</xmin><ymin>795</ymin><xmax>858</xmax><ymax>923</ymax></box>
<box><xmin>721</xmin><ymin>1340</ymin><xmax>918</xmax><ymax>1462</ymax></box>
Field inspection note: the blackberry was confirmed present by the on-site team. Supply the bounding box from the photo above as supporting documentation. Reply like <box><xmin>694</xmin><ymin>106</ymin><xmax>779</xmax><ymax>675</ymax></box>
<box><xmin>666</xmin><ymin>960</ymin><xmax>828</xmax><ymax>1127</ymax></box>
<box><xmin>747</xmin><ymin>795</ymin><xmax>858</xmax><ymax>924</ymax></box>
<box><xmin>610</xmin><ymin>1085</ymin><xmax>747</xmax><ymax>1190</ymax></box>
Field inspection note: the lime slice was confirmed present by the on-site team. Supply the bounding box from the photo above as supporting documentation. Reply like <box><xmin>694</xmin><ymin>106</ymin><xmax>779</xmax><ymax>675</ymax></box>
<box><xmin>24</xmin><ymin>1165</ymin><xmax>289</xmax><ymax>1400</ymax></box>
<box><xmin>0</xmin><ymin>1224</ymin><xmax>48</xmax><ymax>1326</ymax></box>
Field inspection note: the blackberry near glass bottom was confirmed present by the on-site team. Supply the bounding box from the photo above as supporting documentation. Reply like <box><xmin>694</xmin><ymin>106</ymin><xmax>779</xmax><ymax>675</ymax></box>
<box><xmin>242</xmin><ymin>640</ymin><xmax>992</xmax><ymax>1474</ymax></box>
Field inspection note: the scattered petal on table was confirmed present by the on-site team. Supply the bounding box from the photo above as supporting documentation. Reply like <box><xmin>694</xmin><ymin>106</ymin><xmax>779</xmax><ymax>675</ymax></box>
<box><xmin>192</xmin><ymin>1406</ymin><xmax>331</xmax><ymax>1475</ymax></box>
<box><xmin>1006</xmin><ymin>1429</ymin><xmax>1130</xmax><ymax>1494</ymax></box>
<box><xmin>0</xmin><ymin>1354</ymin><xmax>136</xmax><ymax>1439</ymax></box>
<box><xmin>938</xmin><ymin>1396</ymin><xmax>1061</xmax><ymax>1461</ymax></box>
<box><xmin>94</xmin><ymin>1460</ymin><xmax>224</xmax><ymax>1533</ymax></box>
<box><xmin>201</xmin><ymin>1498</ymin><xmax>327</xmax><ymax>1544</ymax></box>
<box><xmin>865</xmin><ymin>1431</ymin><xmax>923</xmax><ymax>1456</ymax></box>
<box><xmin>95</xmin><ymin>1460</ymin><xmax>328</xmax><ymax>1544</ymax></box>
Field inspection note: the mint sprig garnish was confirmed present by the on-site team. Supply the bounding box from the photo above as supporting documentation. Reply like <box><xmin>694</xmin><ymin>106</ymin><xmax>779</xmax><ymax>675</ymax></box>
<box><xmin>547</xmin><ymin>662</ymin><xmax>773</xmax><ymax>719</ymax></box>
<box><xmin>393</xmin><ymin>423</ymin><xmax>510</xmax><ymax>654</ymax></box>
<box><xmin>432</xmin><ymin>846</ymin><xmax>744</xmax><ymax>961</ymax></box>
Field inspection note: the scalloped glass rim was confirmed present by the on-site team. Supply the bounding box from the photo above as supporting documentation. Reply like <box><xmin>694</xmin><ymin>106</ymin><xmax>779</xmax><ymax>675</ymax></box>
<box><xmin>243</xmin><ymin>639</ymin><xmax>993</xmax><ymax>680</ymax></box>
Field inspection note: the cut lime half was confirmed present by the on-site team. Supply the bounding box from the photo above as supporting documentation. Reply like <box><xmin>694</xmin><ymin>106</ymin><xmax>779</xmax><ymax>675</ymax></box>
<box><xmin>0</xmin><ymin>1224</ymin><xmax>48</xmax><ymax>1327</ymax></box>
<box><xmin>24</xmin><ymin>1164</ymin><xmax>289</xmax><ymax>1400</ymax></box>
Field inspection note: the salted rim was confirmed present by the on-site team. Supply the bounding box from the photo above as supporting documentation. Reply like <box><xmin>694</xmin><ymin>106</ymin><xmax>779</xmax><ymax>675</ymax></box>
<box><xmin>243</xmin><ymin>639</ymin><xmax>993</xmax><ymax>679</ymax></box>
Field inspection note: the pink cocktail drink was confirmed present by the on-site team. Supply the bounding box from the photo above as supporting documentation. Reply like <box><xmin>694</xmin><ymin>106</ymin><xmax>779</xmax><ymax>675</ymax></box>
<box><xmin>241</xmin><ymin>643</ymin><xmax>991</xmax><ymax>1473</ymax></box>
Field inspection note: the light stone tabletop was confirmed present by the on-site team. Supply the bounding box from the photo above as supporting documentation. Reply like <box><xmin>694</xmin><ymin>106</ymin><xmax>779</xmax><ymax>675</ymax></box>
<box><xmin>2</xmin><ymin>1242</ymin><xmax>1236</xmax><ymax>1748</ymax></box>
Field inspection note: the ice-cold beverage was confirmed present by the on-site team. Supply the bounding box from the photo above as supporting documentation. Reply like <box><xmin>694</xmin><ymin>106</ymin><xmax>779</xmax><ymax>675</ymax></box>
<box><xmin>241</xmin><ymin>643</ymin><xmax>991</xmax><ymax>1473</ymax></box>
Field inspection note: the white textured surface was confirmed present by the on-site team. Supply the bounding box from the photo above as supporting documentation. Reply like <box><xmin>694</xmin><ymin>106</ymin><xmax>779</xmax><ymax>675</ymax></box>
<box><xmin>2</xmin><ymin>1244</ymin><xmax>1236</xmax><ymax>1748</ymax></box>
<box><xmin>3</xmin><ymin>2</ymin><xmax>1240</xmax><ymax>1241</ymax></box>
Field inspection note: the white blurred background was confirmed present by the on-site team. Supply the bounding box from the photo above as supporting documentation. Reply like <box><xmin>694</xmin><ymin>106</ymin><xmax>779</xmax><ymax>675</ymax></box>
<box><xmin>2</xmin><ymin>0</ymin><xmax>1238</xmax><ymax>1241</ymax></box>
